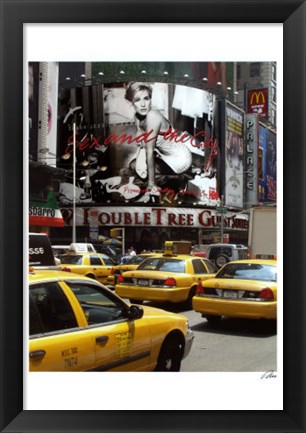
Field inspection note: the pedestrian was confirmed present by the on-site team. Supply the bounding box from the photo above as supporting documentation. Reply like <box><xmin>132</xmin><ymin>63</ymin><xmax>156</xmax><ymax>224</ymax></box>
<box><xmin>129</xmin><ymin>246</ymin><xmax>136</xmax><ymax>256</ymax></box>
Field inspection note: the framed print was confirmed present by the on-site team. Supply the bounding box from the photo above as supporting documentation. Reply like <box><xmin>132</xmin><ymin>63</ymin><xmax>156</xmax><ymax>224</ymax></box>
<box><xmin>0</xmin><ymin>0</ymin><xmax>305</xmax><ymax>432</ymax></box>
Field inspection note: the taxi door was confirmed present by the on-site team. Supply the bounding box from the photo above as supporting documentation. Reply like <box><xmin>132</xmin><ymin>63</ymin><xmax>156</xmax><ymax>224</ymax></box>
<box><xmin>88</xmin><ymin>254</ymin><xmax>111</xmax><ymax>284</ymax></box>
<box><xmin>29</xmin><ymin>281</ymin><xmax>95</xmax><ymax>372</ymax></box>
<box><xmin>30</xmin><ymin>329</ymin><xmax>95</xmax><ymax>372</ymax></box>
<box><xmin>189</xmin><ymin>258</ymin><xmax>217</xmax><ymax>284</ymax></box>
<box><xmin>65</xmin><ymin>280</ymin><xmax>151</xmax><ymax>371</ymax></box>
<box><xmin>89</xmin><ymin>317</ymin><xmax>151</xmax><ymax>372</ymax></box>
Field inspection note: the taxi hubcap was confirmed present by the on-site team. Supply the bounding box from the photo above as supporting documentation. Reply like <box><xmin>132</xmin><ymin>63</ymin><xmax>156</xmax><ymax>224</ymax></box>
<box><xmin>165</xmin><ymin>358</ymin><xmax>172</xmax><ymax>370</ymax></box>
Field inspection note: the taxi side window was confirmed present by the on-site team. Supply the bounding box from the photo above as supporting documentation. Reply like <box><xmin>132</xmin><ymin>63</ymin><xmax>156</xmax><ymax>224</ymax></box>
<box><xmin>203</xmin><ymin>259</ymin><xmax>218</xmax><ymax>273</ymax></box>
<box><xmin>67</xmin><ymin>282</ymin><xmax>125</xmax><ymax>325</ymax></box>
<box><xmin>192</xmin><ymin>259</ymin><xmax>207</xmax><ymax>274</ymax></box>
<box><xmin>30</xmin><ymin>283</ymin><xmax>78</xmax><ymax>335</ymax></box>
<box><xmin>90</xmin><ymin>255</ymin><xmax>103</xmax><ymax>266</ymax></box>
<box><xmin>100</xmin><ymin>256</ymin><xmax>115</xmax><ymax>266</ymax></box>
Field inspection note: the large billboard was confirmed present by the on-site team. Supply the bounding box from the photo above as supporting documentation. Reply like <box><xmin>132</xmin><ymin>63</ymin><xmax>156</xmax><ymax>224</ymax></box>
<box><xmin>57</xmin><ymin>81</ymin><xmax>220</xmax><ymax>208</ymax></box>
<box><xmin>224</xmin><ymin>101</ymin><xmax>244</xmax><ymax>208</ymax></box>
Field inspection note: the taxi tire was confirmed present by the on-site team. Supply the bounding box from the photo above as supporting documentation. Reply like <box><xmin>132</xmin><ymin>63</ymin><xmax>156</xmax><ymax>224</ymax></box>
<box><xmin>86</xmin><ymin>273</ymin><xmax>96</xmax><ymax>279</ymax></box>
<box><xmin>185</xmin><ymin>286</ymin><xmax>197</xmax><ymax>310</ymax></box>
<box><xmin>155</xmin><ymin>335</ymin><xmax>182</xmax><ymax>372</ymax></box>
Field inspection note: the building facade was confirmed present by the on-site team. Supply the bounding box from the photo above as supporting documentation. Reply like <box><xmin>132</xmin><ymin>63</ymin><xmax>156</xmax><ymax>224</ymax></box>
<box><xmin>28</xmin><ymin>61</ymin><xmax>277</xmax><ymax>252</ymax></box>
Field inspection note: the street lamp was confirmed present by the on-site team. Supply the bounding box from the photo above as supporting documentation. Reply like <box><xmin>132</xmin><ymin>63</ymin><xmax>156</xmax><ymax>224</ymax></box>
<box><xmin>72</xmin><ymin>120</ymin><xmax>76</xmax><ymax>243</ymax></box>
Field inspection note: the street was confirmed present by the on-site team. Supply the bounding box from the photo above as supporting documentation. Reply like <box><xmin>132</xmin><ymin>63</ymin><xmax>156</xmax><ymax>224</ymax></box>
<box><xmin>141</xmin><ymin>300</ymin><xmax>277</xmax><ymax>372</ymax></box>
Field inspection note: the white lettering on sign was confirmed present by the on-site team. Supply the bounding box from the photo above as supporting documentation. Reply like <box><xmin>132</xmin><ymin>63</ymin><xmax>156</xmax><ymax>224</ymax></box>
<box><xmin>29</xmin><ymin>247</ymin><xmax>44</xmax><ymax>255</ymax></box>
<box><xmin>29</xmin><ymin>206</ymin><xmax>55</xmax><ymax>217</ymax></box>
<box><xmin>245</xmin><ymin>118</ymin><xmax>255</xmax><ymax>191</ymax></box>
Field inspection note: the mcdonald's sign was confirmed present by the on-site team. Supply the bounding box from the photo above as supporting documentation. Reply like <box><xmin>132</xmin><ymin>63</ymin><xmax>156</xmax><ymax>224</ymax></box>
<box><xmin>247</xmin><ymin>88</ymin><xmax>268</xmax><ymax>116</ymax></box>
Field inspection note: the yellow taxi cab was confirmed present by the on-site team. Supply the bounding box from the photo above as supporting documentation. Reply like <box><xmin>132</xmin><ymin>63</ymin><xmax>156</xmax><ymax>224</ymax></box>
<box><xmin>108</xmin><ymin>253</ymin><xmax>162</xmax><ymax>287</ymax></box>
<box><xmin>115</xmin><ymin>243</ymin><xmax>218</xmax><ymax>308</ymax></box>
<box><xmin>29</xmin><ymin>269</ymin><xmax>194</xmax><ymax>372</ymax></box>
<box><xmin>59</xmin><ymin>250</ymin><xmax>116</xmax><ymax>285</ymax></box>
<box><xmin>192</xmin><ymin>259</ymin><xmax>277</xmax><ymax>324</ymax></box>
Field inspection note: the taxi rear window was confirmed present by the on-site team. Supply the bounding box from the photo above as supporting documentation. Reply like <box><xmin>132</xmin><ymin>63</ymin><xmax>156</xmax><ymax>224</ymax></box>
<box><xmin>217</xmin><ymin>263</ymin><xmax>277</xmax><ymax>282</ymax></box>
<box><xmin>138</xmin><ymin>258</ymin><xmax>185</xmax><ymax>273</ymax></box>
<box><xmin>60</xmin><ymin>255</ymin><xmax>83</xmax><ymax>265</ymax></box>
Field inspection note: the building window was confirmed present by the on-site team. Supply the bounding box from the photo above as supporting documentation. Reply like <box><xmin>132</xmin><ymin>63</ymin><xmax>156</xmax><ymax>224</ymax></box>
<box><xmin>272</xmin><ymin>64</ymin><xmax>276</xmax><ymax>81</ymax></box>
<box><xmin>272</xmin><ymin>86</ymin><xmax>276</xmax><ymax>103</ymax></box>
<box><xmin>271</xmin><ymin>108</ymin><xmax>276</xmax><ymax>126</ymax></box>
<box><xmin>250</xmin><ymin>62</ymin><xmax>261</xmax><ymax>78</ymax></box>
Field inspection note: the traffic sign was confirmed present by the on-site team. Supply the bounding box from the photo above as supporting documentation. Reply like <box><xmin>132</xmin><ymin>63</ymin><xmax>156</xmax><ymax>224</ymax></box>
<box><xmin>216</xmin><ymin>207</ymin><xmax>228</xmax><ymax>214</ymax></box>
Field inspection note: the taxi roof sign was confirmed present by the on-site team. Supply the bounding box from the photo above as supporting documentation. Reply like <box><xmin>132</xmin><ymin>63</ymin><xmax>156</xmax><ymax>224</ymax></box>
<box><xmin>68</xmin><ymin>243</ymin><xmax>96</xmax><ymax>254</ymax></box>
<box><xmin>164</xmin><ymin>241</ymin><xmax>192</xmax><ymax>256</ymax></box>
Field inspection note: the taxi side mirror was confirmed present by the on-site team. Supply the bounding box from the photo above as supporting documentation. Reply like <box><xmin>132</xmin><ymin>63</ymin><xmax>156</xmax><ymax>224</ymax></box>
<box><xmin>127</xmin><ymin>305</ymin><xmax>144</xmax><ymax>320</ymax></box>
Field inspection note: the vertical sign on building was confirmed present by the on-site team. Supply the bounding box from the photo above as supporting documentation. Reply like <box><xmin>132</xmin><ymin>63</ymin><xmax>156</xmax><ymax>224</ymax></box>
<box><xmin>258</xmin><ymin>124</ymin><xmax>267</xmax><ymax>202</ymax></box>
<box><xmin>225</xmin><ymin>101</ymin><xmax>244</xmax><ymax>208</ymax></box>
<box><xmin>89</xmin><ymin>209</ymin><xmax>99</xmax><ymax>242</ymax></box>
<box><xmin>37</xmin><ymin>62</ymin><xmax>59</xmax><ymax>167</ymax></box>
<box><xmin>244</xmin><ymin>114</ymin><xmax>259</xmax><ymax>206</ymax></box>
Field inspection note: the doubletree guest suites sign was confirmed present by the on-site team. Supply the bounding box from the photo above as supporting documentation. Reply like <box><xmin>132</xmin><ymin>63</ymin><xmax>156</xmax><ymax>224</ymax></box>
<box><xmin>29</xmin><ymin>192</ymin><xmax>64</xmax><ymax>227</ymax></box>
<box><xmin>61</xmin><ymin>206</ymin><xmax>249</xmax><ymax>231</ymax></box>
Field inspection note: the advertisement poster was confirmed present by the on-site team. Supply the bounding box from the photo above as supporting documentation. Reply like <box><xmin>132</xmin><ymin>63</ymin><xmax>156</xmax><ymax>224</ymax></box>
<box><xmin>266</xmin><ymin>128</ymin><xmax>277</xmax><ymax>201</ymax></box>
<box><xmin>224</xmin><ymin>101</ymin><xmax>244</xmax><ymax>208</ymax></box>
<box><xmin>57</xmin><ymin>77</ymin><xmax>220</xmax><ymax>209</ymax></box>
<box><xmin>258</xmin><ymin>124</ymin><xmax>277</xmax><ymax>202</ymax></box>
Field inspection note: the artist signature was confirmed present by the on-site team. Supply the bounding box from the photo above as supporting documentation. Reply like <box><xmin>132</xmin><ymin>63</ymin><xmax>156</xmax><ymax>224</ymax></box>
<box><xmin>260</xmin><ymin>370</ymin><xmax>277</xmax><ymax>379</ymax></box>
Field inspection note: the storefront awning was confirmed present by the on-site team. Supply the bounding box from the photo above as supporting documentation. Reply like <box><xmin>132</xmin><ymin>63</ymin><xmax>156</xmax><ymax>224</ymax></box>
<box><xmin>29</xmin><ymin>192</ymin><xmax>64</xmax><ymax>227</ymax></box>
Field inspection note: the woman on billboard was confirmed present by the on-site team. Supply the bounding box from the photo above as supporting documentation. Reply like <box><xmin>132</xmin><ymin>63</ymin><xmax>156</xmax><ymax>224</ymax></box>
<box><xmin>125</xmin><ymin>82</ymin><xmax>192</xmax><ymax>203</ymax></box>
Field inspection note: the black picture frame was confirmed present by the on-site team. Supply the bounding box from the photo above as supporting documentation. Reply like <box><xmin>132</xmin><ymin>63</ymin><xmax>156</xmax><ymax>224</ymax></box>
<box><xmin>0</xmin><ymin>1</ymin><xmax>305</xmax><ymax>432</ymax></box>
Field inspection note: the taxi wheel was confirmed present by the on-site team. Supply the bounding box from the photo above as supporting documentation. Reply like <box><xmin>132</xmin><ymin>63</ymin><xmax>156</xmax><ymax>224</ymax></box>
<box><xmin>185</xmin><ymin>286</ymin><xmax>197</xmax><ymax>310</ymax></box>
<box><xmin>86</xmin><ymin>274</ymin><xmax>96</xmax><ymax>279</ymax></box>
<box><xmin>129</xmin><ymin>299</ymin><xmax>143</xmax><ymax>305</ymax></box>
<box><xmin>155</xmin><ymin>335</ymin><xmax>182</xmax><ymax>372</ymax></box>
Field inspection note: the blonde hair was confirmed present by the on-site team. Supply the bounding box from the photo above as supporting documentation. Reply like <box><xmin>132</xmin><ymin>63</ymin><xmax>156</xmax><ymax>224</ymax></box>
<box><xmin>125</xmin><ymin>82</ymin><xmax>153</xmax><ymax>102</ymax></box>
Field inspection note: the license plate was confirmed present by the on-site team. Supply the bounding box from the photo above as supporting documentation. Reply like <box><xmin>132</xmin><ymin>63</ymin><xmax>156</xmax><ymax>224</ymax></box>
<box><xmin>138</xmin><ymin>279</ymin><xmax>149</xmax><ymax>286</ymax></box>
<box><xmin>223</xmin><ymin>290</ymin><xmax>238</xmax><ymax>298</ymax></box>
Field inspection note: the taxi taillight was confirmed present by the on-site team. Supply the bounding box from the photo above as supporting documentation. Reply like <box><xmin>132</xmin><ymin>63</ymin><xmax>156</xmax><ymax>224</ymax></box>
<box><xmin>164</xmin><ymin>277</ymin><xmax>176</xmax><ymax>287</ymax></box>
<box><xmin>110</xmin><ymin>267</ymin><xmax>116</xmax><ymax>275</ymax></box>
<box><xmin>259</xmin><ymin>288</ymin><xmax>274</xmax><ymax>300</ymax></box>
<box><xmin>196</xmin><ymin>282</ymin><xmax>204</xmax><ymax>295</ymax></box>
<box><xmin>117</xmin><ymin>274</ymin><xmax>124</xmax><ymax>283</ymax></box>
<box><xmin>62</xmin><ymin>266</ymin><xmax>71</xmax><ymax>272</ymax></box>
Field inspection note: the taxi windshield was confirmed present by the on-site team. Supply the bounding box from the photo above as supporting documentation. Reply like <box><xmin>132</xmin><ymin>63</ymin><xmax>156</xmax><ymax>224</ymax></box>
<box><xmin>217</xmin><ymin>263</ymin><xmax>277</xmax><ymax>282</ymax></box>
<box><xmin>138</xmin><ymin>258</ymin><xmax>186</xmax><ymax>273</ymax></box>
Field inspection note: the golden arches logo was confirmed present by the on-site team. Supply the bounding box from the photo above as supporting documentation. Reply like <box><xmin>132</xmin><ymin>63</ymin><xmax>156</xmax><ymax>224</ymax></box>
<box><xmin>250</xmin><ymin>91</ymin><xmax>266</xmax><ymax>105</ymax></box>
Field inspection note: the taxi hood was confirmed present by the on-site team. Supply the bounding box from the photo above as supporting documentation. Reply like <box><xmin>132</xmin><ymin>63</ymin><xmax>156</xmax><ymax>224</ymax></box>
<box><xmin>140</xmin><ymin>304</ymin><xmax>188</xmax><ymax>321</ymax></box>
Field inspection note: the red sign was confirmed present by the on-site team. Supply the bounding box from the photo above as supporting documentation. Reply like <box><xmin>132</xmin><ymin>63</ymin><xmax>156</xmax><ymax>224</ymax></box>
<box><xmin>247</xmin><ymin>88</ymin><xmax>268</xmax><ymax>116</ymax></box>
